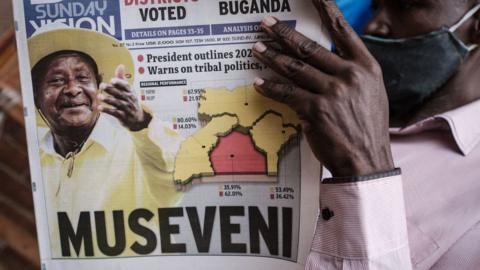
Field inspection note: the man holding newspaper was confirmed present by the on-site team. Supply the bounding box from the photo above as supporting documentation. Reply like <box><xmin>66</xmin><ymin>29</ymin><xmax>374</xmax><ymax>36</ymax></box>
<box><xmin>252</xmin><ymin>0</ymin><xmax>480</xmax><ymax>269</ymax></box>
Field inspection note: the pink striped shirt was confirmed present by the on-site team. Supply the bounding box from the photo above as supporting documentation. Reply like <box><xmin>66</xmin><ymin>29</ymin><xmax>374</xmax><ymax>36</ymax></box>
<box><xmin>306</xmin><ymin>100</ymin><xmax>480</xmax><ymax>270</ymax></box>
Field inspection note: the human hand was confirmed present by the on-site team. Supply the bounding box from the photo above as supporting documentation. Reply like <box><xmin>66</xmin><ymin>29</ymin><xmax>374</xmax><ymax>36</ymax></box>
<box><xmin>252</xmin><ymin>0</ymin><xmax>394</xmax><ymax>177</ymax></box>
<box><xmin>98</xmin><ymin>65</ymin><xmax>151</xmax><ymax>132</ymax></box>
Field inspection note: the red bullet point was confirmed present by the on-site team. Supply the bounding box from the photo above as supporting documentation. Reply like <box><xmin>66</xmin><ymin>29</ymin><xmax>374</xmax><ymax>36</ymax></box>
<box><xmin>137</xmin><ymin>55</ymin><xmax>144</xmax><ymax>62</ymax></box>
<box><xmin>139</xmin><ymin>67</ymin><xmax>145</xmax><ymax>74</ymax></box>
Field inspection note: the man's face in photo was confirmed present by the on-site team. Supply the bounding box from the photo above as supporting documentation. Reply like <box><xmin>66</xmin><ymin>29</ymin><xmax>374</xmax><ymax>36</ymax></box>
<box><xmin>36</xmin><ymin>55</ymin><xmax>100</xmax><ymax>132</ymax></box>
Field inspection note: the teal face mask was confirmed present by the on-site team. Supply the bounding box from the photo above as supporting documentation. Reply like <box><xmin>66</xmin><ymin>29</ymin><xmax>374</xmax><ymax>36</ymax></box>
<box><xmin>362</xmin><ymin>5</ymin><xmax>480</xmax><ymax>119</ymax></box>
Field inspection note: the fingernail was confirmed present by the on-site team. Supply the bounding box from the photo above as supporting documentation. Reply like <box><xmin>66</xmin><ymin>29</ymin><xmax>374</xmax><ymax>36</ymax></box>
<box><xmin>99</xmin><ymin>82</ymin><xmax>107</xmax><ymax>89</ymax></box>
<box><xmin>253</xmin><ymin>79</ymin><xmax>265</xmax><ymax>95</ymax></box>
<box><xmin>97</xmin><ymin>94</ymin><xmax>105</xmax><ymax>100</ymax></box>
<box><xmin>253</xmin><ymin>42</ymin><xmax>267</xmax><ymax>53</ymax></box>
<box><xmin>97</xmin><ymin>105</ymin><xmax>103</xmax><ymax>111</ymax></box>
<box><xmin>262</xmin><ymin>16</ymin><xmax>277</xmax><ymax>27</ymax></box>
<box><xmin>254</xmin><ymin>77</ymin><xmax>264</xmax><ymax>86</ymax></box>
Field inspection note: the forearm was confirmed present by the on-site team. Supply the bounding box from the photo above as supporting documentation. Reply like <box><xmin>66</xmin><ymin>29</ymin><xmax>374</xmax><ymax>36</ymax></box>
<box><xmin>131</xmin><ymin>118</ymin><xmax>181</xmax><ymax>185</ymax></box>
<box><xmin>130</xmin><ymin>117</ymin><xmax>183</xmax><ymax>206</ymax></box>
<box><xmin>131</xmin><ymin>117</ymin><xmax>181</xmax><ymax>172</ymax></box>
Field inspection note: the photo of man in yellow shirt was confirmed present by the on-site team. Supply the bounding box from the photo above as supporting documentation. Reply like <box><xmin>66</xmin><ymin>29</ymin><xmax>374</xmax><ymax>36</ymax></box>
<box><xmin>28</xmin><ymin>28</ymin><xmax>183</xmax><ymax>257</ymax></box>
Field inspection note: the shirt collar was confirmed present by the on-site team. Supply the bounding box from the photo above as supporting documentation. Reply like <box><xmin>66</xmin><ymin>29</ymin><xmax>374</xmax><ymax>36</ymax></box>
<box><xmin>38</xmin><ymin>114</ymin><xmax>116</xmax><ymax>158</ymax></box>
<box><xmin>390</xmin><ymin>100</ymin><xmax>480</xmax><ymax>156</ymax></box>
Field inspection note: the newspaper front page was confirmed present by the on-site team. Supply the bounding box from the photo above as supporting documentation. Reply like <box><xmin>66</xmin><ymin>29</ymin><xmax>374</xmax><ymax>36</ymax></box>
<box><xmin>13</xmin><ymin>0</ymin><xmax>328</xmax><ymax>269</ymax></box>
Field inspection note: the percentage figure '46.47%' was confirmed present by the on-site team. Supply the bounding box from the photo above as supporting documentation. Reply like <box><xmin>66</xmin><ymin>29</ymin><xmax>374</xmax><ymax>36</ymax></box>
<box><xmin>275</xmin><ymin>193</ymin><xmax>294</xmax><ymax>200</ymax></box>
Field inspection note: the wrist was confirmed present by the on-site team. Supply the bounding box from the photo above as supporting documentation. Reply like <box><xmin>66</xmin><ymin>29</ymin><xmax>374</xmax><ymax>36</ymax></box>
<box><xmin>330</xmin><ymin>147</ymin><xmax>395</xmax><ymax>177</ymax></box>
<box><xmin>129</xmin><ymin>111</ymin><xmax>152</xmax><ymax>132</ymax></box>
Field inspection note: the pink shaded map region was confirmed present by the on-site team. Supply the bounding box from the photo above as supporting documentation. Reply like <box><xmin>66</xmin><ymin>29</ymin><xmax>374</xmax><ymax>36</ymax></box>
<box><xmin>211</xmin><ymin>131</ymin><xmax>267</xmax><ymax>175</ymax></box>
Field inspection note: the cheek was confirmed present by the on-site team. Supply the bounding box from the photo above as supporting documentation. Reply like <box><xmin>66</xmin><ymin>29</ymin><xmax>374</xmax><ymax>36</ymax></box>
<box><xmin>84</xmin><ymin>84</ymin><xmax>100</xmax><ymax>104</ymax></box>
<box><xmin>40</xmin><ymin>88</ymin><xmax>59</xmax><ymax>108</ymax></box>
<box><xmin>37</xmin><ymin>90</ymin><xmax>60</xmax><ymax>123</ymax></box>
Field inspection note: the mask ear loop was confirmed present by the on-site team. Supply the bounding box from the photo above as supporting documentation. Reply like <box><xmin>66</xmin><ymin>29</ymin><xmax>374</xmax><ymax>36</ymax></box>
<box><xmin>449</xmin><ymin>4</ymin><xmax>480</xmax><ymax>51</ymax></box>
<box><xmin>468</xmin><ymin>44</ymin><xmax>478</xmax><ymax>51</ymax></box>
<box><xmin>450</xmin><ymin>4</ymin><xmax>480</xmax><ymax>32</ymax></box>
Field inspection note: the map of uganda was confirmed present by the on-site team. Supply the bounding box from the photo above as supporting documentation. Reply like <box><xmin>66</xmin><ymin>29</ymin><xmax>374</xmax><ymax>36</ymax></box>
<box><xmin>174</xmin><ymin>85</ymin><xmax>300</xmax><ymax>186</ymax></box>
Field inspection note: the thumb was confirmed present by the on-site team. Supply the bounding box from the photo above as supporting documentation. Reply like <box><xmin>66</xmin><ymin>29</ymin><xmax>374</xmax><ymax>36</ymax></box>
<box><xmin>115</xmin><ymin>64</ymin><xmax>126</xmax><ymax>80</ymax></box>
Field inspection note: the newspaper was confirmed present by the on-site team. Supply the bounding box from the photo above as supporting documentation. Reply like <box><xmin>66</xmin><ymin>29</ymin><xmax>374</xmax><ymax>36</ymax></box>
<box><xmin>13</xmin><ymin>0</ymin><xmax>328</xmax><ymax>269</ymax></box>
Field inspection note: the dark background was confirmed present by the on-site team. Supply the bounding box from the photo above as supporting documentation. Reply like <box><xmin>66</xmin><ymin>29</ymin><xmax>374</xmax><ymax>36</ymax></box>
<box><xmin>0</xmin><ymin>0</ymin><xmax>40</xmax><ymax>269</ymax></box>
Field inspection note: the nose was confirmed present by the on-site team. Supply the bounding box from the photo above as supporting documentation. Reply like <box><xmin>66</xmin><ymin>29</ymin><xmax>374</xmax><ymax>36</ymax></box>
<box><xmin>364</xmin><ymin>9</ymin><xmax>391</xmax><ymax>37</ymax></box>
<box><xmin>63</xmin><ymin>80</ymin><xmax>82</xmax><ymax>96</ymax></box>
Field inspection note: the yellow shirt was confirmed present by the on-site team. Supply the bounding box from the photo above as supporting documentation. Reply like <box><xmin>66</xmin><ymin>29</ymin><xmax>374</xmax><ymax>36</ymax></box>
<box><xmin>38</xmin><ymin>114</ymin><xmax>183</xmax><ymax>258</ymax></box>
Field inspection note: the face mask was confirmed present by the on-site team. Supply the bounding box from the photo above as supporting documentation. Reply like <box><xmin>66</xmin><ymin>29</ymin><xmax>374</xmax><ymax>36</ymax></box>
<box><xmin>362</xmin><ymin>4</ymin><xmax>480</xmax><ymax>119</ymax></box>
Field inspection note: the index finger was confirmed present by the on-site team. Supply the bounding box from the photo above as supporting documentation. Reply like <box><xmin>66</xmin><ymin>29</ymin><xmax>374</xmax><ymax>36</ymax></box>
<box><xmin>313</xmin><ymin>0</ymin><xmax>371</xmax><ymax>60</ymax></box>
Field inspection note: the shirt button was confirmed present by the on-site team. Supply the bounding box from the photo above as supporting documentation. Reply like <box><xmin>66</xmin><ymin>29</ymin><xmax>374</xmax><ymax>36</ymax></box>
<box><xmin>321</xmin><ymin>208</ymin><xmax>334</xmax><ymax>221</ymax></box>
